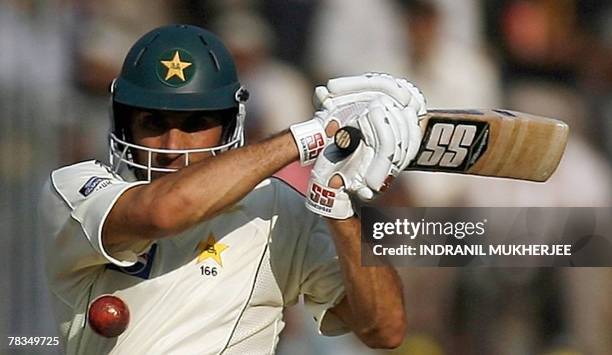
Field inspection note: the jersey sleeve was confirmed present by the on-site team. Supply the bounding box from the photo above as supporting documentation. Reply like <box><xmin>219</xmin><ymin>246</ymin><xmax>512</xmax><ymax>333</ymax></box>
<box><xmin>45</xmin><ymin>160</ymin><xmax>150</xmax><ymax>267</ymax></box>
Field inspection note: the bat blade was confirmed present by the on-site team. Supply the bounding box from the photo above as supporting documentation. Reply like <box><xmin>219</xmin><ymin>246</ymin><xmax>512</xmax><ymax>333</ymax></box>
<box><xmin>408</xmin><ymin>109</ymin><xmax>568</xmax><ymax>181</ymax></box>
<box><xmin>334</xmin><ymin>109</ymin><xmax>569</xmax><ymax>182</ymax></box>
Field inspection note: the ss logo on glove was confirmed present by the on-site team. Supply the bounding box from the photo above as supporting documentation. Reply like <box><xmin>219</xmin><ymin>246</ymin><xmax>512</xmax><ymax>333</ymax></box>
<box><xmin>310</xmin><ymin>182</ymin><xmax>336</xmax><ymax>208</ymax></box>
<box><xmin>305</xmin><ymin>133</ymin><xmax>325</xmax><ymax>160</ymax></box>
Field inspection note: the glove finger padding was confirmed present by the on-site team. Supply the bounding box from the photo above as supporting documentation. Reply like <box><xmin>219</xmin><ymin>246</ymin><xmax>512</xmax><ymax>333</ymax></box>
<box><xmin>393</xmin><ymin>77</ymin><xmax>428</xmax><ymax>116</ymax></box>
<box><xmin>382</xmin><ymin>99</ymin><xmax>409</xmax><ymax>166</ymax></box>
<box><xmin>320</xmin><ymin>73</ymin><xmax>427</xmax><ymax>113</ymax></box>
<box><xmin>388</xmin><ymin>105</ymin><xmax>421</xmax><ymax>170</ymax></box>
<box><xmin>314</xmin><ymin>88</ymin><xmax>389</xmax><ymax>132</ymax></box>
<box><xmin>350</xmin><ymin>98</ymin><xmax>421</xmax><ymax>200</ymax></box>
<box><xmin>315</xmin><ymin>86</ymin><xmax>383</xmax><ymax>111</ymax></box>
<box><xmin>325</xmin><ymin>74</ymin><xmax>413</xmax><ymax>107</ymax></box>
<box><xmin>404</xmin><ymin>107</ymin><xmax>424</xmax><ymax>168</ymax></box>
<box><xmin>359</xmin><ymin>102</ymin><xmax>397</xmax><ymax>194</ymax></box>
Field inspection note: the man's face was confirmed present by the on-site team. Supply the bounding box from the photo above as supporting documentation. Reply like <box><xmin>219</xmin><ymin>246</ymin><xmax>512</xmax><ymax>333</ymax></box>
<box><xmin>128</xmin><ymin>109</ymin><xmax>225</xmax><ymax>179</ymax></box>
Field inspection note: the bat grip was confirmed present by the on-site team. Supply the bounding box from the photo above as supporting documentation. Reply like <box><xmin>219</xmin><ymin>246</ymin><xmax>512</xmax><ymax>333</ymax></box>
<box><xmin>334</xmin><ymin>126</ymin><xmax>363</xmax><ymax>155</ymax></box>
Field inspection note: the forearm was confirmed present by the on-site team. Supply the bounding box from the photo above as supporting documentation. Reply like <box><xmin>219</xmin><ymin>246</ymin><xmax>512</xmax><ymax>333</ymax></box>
<box><xmin>327</xmin><ymin>216</ymin><xmax>406</xmax><ymax>348</ymax></box>
<box><xmin>149</xmin><ymin>131</ymin><xmax>297</xmax><ymax>226</ymax></box>
<box><xmin>105</xmin><ymin>131</ymin><xmax>298</xmax><ymax>243</ymax></box>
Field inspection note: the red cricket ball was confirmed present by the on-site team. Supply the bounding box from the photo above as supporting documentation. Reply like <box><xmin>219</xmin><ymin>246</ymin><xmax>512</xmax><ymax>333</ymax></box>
<box><xmin>88</xmin><ymin>295</ymin><xmax>130</xmax><ymax>338</ymax></box>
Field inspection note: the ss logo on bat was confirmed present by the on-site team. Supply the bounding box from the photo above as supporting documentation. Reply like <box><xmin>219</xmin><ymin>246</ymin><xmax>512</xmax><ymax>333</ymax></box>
<box><xmin>417</xmin><ymin>124</ymin><xmax>476</xmax><ymax>167</ymax></box>
<box><xmin>412</xmin><ymin>119</ymin><xmax>489</xmax><ymax>172</ymax></box>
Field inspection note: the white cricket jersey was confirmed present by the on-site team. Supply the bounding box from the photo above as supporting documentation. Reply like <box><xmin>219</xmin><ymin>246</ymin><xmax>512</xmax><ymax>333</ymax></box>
<box><xmin>39</xmin><ymin>160</ymin><xmax>348</xmax><ymax>355</ymax></box>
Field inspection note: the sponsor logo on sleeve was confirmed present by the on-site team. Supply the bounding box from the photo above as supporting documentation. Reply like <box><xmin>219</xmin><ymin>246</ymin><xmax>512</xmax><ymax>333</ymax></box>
<box><xmin>79</xmin><ymin>176</ymin><xmax>112</xmax><ymax>197</ymax></box>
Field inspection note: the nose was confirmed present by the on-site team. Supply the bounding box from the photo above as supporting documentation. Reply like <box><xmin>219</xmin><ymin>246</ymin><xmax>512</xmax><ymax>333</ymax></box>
<box><xmin>157</xmin><ymin>128</ymin><xmax>186</xmax><ymax>165</ymax></box>
<box><xmin>161</xmin><ymin>128</ymin><xmax>186</xmax><ymax>151</ymax></box>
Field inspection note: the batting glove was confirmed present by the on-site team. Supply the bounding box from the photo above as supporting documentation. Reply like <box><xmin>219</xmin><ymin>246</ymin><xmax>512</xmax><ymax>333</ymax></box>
<box><xmin>305</xmin><ymin>97</ymin><xmax>423</xmax><ymax>219</ymax></box>
<box><xmin>290</xmin><ymin>72</ymin><xmax>426</xmax><ymax>166</ymax></box>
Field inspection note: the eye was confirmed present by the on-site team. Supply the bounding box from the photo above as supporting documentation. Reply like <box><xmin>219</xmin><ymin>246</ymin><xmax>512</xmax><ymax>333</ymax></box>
<box><xmin>182</xmin><ymin>116</ymin><xmax>222</xmax><ymax>133</ymax></box>
<box><xmin>140</xmin><ymin>114</ymin><xmax>168</xmax><ymax>133</ymax></box>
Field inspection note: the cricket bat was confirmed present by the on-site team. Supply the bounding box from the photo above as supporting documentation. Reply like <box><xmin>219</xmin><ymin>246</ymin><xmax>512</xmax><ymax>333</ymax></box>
<box><xmin>334</xmin><ymin>109</ymin><xmax>569</xmax><ymax>182</ymax></box>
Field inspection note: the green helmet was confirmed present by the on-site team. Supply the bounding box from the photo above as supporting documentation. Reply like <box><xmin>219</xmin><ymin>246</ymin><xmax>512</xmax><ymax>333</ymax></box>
<box><xmin>109</xmin><ymin>24</ymin><xmax>249</xmax><ymax>180</ymax></box>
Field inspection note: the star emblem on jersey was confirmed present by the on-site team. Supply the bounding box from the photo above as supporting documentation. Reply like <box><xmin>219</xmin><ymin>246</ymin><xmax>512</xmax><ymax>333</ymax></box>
<box><xmin>196</xmin><ymin>234</ymin><xmax>228</xmax><ymax>267</ymax></box>
<box><xmin>157</xmin><ymin>49</ymin><xmax>194</xmax><ymax>86</ymax></box>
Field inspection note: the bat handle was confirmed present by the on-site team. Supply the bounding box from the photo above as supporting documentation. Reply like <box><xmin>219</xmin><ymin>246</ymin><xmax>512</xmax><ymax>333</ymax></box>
<box><xmin>334</xmin><ymin>126</ymin><xmax>363</xmax><ymax>155</ymax></box>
